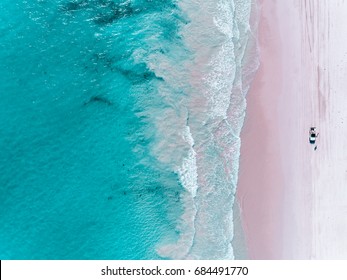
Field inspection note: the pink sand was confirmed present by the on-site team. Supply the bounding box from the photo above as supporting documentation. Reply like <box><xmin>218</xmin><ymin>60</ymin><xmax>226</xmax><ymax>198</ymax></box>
<box><xmin>238</xmin><ymin>0</ymin><xmax>347</xmax><ymax>259</ymax></box>
<box><xmin>236</xmin><ymin>0</ymin><xmax>284</xmax><ymax>259</ymax></box>
<box><xmin>236</xmin><ymin>0</ymin><xmax>307</xmax><ymax>259</ymax></box>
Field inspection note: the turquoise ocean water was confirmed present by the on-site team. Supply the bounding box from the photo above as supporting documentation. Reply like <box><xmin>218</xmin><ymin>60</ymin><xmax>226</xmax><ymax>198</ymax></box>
<box><xmin>0</xmin><ymin>0</ymin><xmax>257</xmax><ymax>259</ymax></box>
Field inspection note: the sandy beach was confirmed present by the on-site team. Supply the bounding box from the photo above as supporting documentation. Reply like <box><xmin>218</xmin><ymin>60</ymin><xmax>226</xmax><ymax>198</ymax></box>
<box><xmin>237</xmin><ymin>0</ymin><xmax>347</xmax><ymax>259</ymax></box>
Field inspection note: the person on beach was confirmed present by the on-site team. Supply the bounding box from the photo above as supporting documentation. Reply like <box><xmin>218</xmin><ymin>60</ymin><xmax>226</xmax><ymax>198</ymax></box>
<box><xmin>309</xmin><ymin>127</ymin><xmax>318</xmax><ymax>143</ymax></box>
<box><xmin>309</xmin><ymin>127</ymin><xmax>319</xmax><ymax>150</ymax></box>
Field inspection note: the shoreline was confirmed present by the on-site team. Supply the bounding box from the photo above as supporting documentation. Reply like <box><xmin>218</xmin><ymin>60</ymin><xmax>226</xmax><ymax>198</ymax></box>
<box><xmin>236</xmin><ymin>0</ymin><xmax>285</xmax><ymax>259</ymax></box>
<box><xmin>237</xmin><ymin>0</ymin><xmax>300</xmax><ymax>259</ymax></box>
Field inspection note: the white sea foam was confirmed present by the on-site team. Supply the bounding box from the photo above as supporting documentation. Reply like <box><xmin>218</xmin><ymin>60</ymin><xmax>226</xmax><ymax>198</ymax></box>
<box><xmin>177</xmin><ymin>125</ymin><xmax>198</xmax><ymax>198</ymax></box>
<box><xmin>138</xmin><ymin>0</ymin><xmax>259</xmax><ymax>259</ymax></box>
<box><xmin>204</xmin><ymin>43</ymin><xmax>236</xmax><ymax>119</ymax></box>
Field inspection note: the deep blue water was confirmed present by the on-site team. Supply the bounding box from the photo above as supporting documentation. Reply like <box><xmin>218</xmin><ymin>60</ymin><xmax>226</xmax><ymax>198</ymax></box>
<box><xmin>0</xmin><ymin>0</ymin><xmax>185</xmax><ymax>259</ymax></box>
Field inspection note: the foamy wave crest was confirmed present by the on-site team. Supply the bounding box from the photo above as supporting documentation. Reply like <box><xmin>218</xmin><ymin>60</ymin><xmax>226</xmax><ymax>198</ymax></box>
<box><xmin>177</xmin><ymin>126</ymin><xmax>198</xmax><ymax>198</ymax></box>
<box><xmin>136</xmin><ymin>0</ymin><xmax>259</xmax><ymax>259</ymax></box>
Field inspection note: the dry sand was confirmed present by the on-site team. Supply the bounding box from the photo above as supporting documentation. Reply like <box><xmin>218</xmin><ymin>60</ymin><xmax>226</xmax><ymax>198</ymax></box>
<box><xmin>237</xmin><ymin>0</ymin><xmax>347</xmax><ymax>259</ymax></box>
